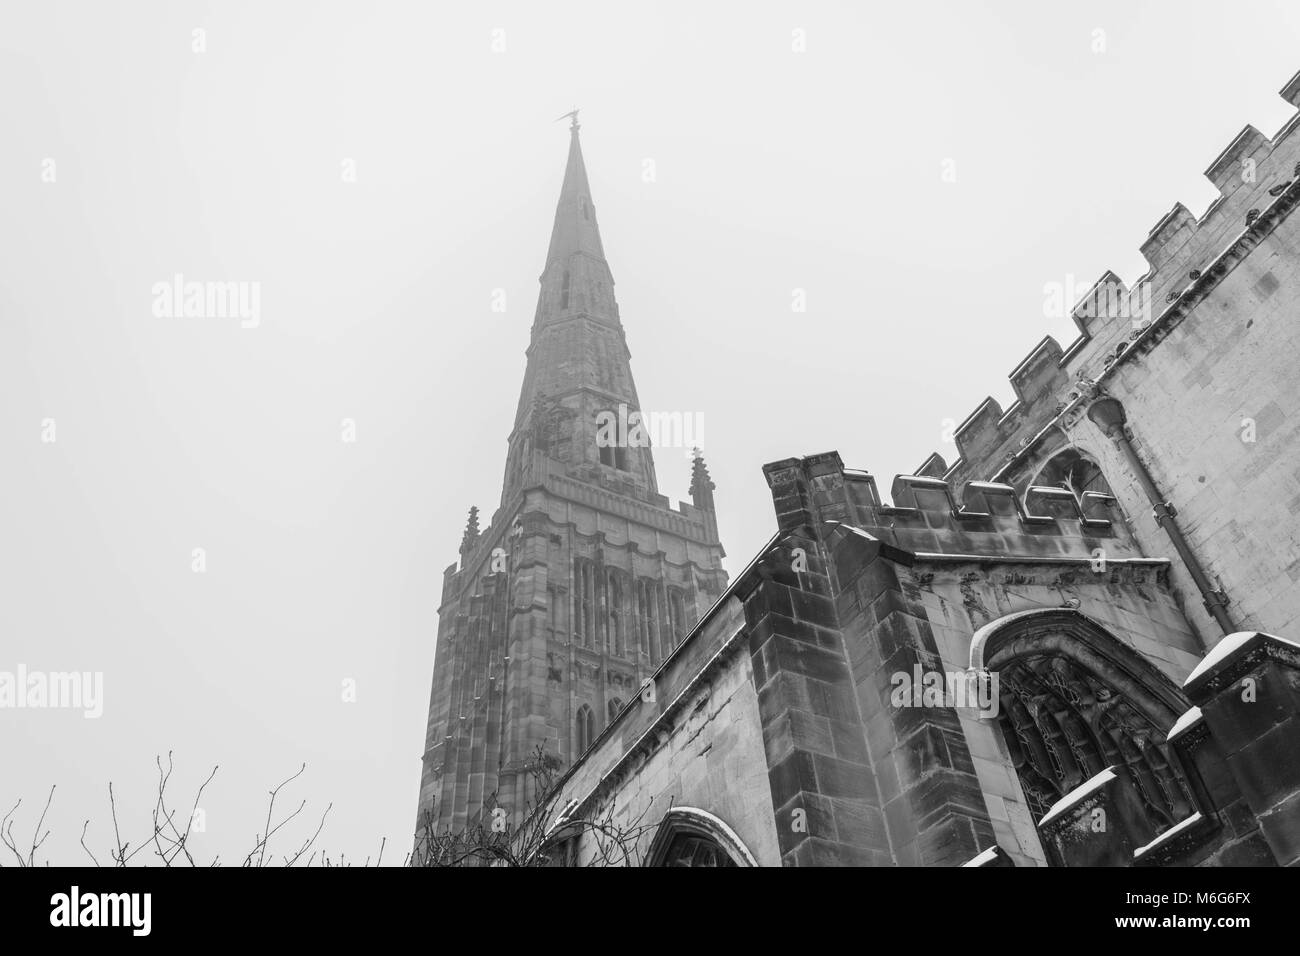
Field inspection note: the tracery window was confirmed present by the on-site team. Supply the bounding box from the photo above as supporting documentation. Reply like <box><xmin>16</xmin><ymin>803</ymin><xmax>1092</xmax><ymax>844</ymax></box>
<box><xmin>645</xmin><ymin>808</ymin><xmax>756</xmax><ymax>868</ymax></box>
<box><xmin>659</xmin><ymin>834</ymin><xmax>737</xmax><ymax>867</ymax></box>
<box><xmin>974</xmin><ymin>609</ymin><xmax>1196</xmax><ymax>837</ymax></box>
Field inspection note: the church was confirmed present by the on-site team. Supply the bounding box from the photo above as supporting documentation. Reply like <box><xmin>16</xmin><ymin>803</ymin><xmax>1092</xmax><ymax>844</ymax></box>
<box><xmin>415</xmin><ymin>69</ymin><xmax>1300</xmax><ymax>867</ymax></box>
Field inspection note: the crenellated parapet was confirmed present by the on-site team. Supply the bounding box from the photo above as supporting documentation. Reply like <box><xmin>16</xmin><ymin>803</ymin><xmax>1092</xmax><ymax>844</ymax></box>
<box><xmin>887</xmin><ymin>474</ymin><xmax>1119</xmax><ymax>529</ymax></box>
<box><xmin>765</xmin><ymin>451</ymin><xmax>1147</xmax><ymax>563</ymax></box>
<box><xmin>917</xmin><ymin>68</ymin><xmax>1300</xmax><ymax>492</ymax></box>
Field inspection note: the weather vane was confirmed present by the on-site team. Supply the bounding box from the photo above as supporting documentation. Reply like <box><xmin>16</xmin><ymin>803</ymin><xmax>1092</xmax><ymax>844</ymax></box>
<box><xmin>555</xmin><ymin>108</ymin><xmax>580</xmax><ymax>131</ymax></box>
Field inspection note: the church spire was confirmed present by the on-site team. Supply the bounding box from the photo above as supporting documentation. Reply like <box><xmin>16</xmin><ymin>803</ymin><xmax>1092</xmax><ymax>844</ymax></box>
<box><xmin>545</xmin><ymin>116</ymin><xmax>606</xmax><ymax>270</ymax></box>
<box><xmin>503</xmin><ymin>119</ymin><xmax>657</xmax><ymax>502</ymax></box>
<box><xmin>415</xmin><ymin>120</ymin><xmax>730</xmax><ymax>840</ymax></box>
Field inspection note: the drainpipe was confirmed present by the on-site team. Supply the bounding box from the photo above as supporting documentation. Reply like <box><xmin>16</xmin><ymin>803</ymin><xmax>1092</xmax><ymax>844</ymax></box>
<box><xmin>1087</xmin><ymin>396</ymin><xmax>1233</xmax><ymax>638</ymax></box>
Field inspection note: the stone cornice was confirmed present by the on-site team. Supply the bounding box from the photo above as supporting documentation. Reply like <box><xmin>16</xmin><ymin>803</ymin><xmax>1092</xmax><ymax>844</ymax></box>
<box><xmin>529</xmin><ymin>472</ymin><xmax>714</xmax><ymax>543</ymax></box>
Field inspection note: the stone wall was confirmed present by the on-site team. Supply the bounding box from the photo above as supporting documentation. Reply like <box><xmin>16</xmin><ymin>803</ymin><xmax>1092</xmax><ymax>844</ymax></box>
<box><xmin>538</xmin><ymin>450</ymin><xmax>1298</xmax><ymax>868</ymax></box>
<box><xmin>754</xmin><ymin>452</ymin><xmax>1215</xmax><ymax>866</ymax></box>
<box><xmin>539</xmin><ymin>594</ymin><xmax>782</xmax><ymax>866</ymax></box>
<box><xmin>914</xmin><ymin>68</ymin><xmax>1300</xmax><ymax>649</ymax></box>
<box><xmin>1065</xmin><ymin>211</ymin><xmax>1300</xmax><ymax>644</ymax></box>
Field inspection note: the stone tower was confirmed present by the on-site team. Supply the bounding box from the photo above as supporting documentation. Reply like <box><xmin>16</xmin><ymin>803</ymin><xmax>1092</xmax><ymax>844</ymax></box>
<box><xmin>415</xmin><ymin>119</ymin><xmax>729</xmax><ymax>835</ymax></box>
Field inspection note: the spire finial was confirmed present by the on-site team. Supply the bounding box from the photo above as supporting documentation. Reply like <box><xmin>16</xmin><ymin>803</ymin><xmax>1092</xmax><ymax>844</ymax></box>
<box><xmin>460</xmin><ymin>506</ymin><xmax>481</xmax><ymax>555</ymax></box>
<box><xmin>689</xmin><ymin>448</ymin><xmax>717</xmax><ymax>512</ymax></box>
<box><xmin>555</xmin><ymin>108</ymin><xmax>580</xmax><ymax>131</ymax></box>
<box><xmin>542</xmin><ymin>108</ymin><xmax>602</xmax><ymax>272</ymax></box>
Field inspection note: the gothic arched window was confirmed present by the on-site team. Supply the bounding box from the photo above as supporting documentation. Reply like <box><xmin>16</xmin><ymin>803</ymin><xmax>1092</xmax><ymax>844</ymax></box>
<box><xmin>575</xmin><ymin>704</ymin><xmax>595</xmax><ymax>755</ymax></box>
<box><xmin>645</xmin><ymin>808</ymin><xmax>756</xmax><ymax>867</ymax></box>
<box><xmin>607</xmin><ymin>698</ymin><xmax>623</xmax><ymax>723</ymax></box>
<box><xmin>660</xmin><ymin>835</ymin><xmax>734</xmax><ymax>867</ymax></box>
<box><xmin>1033</xmin><ymin>448</ymin><xmax>1113</xmax><ymax>501</ymax></box>
<box><xmin>560</xmin><ymin>271</ymin><xmax>571</xmax><ymax>310</ymax></box>
<box><xmin>971</xmin><ymin>608</ymin><xmax>1196</xmax><ymax>837</ymax></box>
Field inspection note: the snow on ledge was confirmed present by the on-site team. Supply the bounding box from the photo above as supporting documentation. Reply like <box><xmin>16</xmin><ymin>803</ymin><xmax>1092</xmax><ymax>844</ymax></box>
<box><xmin>1134</xmin><ymin>812</ymin><xmax>1205</xmax><ymax>861</ymax></box>
<box><xmin>1184</xmin><ymin>631</ymin><xmax>1265</xmax><ymax>688</ymax></box>
<box><xmin>962</xmin><ymin>846</ymin><xmax>1003</xmax><ymax>867</ymax></box>
<box><xmin>1039</xmin><ymin>767</ymin><xmax>1117</xmax><ymax>829</ymax></box>
<box><xmin>1166</xmin><ymin>705</ymin><xmax>1204</xmax><ymax>744</ymax></box>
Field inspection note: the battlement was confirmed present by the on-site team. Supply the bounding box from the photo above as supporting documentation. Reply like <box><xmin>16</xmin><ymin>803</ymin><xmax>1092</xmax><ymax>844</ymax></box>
<box><xmin>766</xmin><ymin>451</ymin><xmax>1146</xmax><ymax>562</ymax></box>
<box><xmin>886</xmin><ymin>474</ymin><xmax>1118</xmax><ymax>528</ymax></box>
<box><xmin>920</xmin><ymin>68</ymin><xmax>1300</xmax><ymax>490</ymax></box>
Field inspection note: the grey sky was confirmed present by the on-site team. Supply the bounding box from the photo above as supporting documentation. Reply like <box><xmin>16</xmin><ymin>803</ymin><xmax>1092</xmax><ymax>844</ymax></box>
<box><xmin>3</xmin><ymin>0</ymin><xmax>1298</xmax><ymax>864</ymax></box>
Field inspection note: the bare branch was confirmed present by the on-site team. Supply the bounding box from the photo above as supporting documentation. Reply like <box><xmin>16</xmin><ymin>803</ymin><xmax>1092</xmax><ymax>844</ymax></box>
<box><xmin>80</xmin><ymin>820</ymin><xmax>101</xmax><ymax>867</ymax></box>
<box><xmin>29</xmin><ymin>785</ymin><xmax>55</xmax><ymax>866</ymax></box>
<box><xmin>1</xmin><ymin>799</ymin><xmax>25</xmax><ymax>867</ymax></box>
<box><xmin>284</xmin><ymin>802</ymin><xmax>331</xmax><ymax>867</ymax></box>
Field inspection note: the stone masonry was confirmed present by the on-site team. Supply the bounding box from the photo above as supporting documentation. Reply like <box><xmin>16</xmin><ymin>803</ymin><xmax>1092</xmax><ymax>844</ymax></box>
<box><xmin>419</xmin><ymin>70</ymin><xmax>1300</xmax><ymax>866</ymax></box>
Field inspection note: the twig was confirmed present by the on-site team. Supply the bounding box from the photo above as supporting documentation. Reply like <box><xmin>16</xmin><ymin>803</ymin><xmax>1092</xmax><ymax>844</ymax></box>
<box><xmin>284</xmin><ymin>802</ymin><xmax>331</xmax><ymax>867</ymax></box>
<box><xmin>80</xmin><ymin>820</ymin><xmax>101</xmax><ymax>867</ymax></box>
<box><xmin>245</xmin><ymin>763</ymin><xmax>307</xmax><ymax>867</ymax></box>
<box><xmin>1</xmin><ymin>799</ymin><xmax>25</xmax><ymax>866</ymax></box>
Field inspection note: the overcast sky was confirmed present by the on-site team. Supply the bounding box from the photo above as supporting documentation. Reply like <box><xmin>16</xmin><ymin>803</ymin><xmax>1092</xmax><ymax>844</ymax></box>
<box><xmin>3</xmin><ymin>0</ymin><xmax>1298</xmax><ymax>865</ymax></box>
